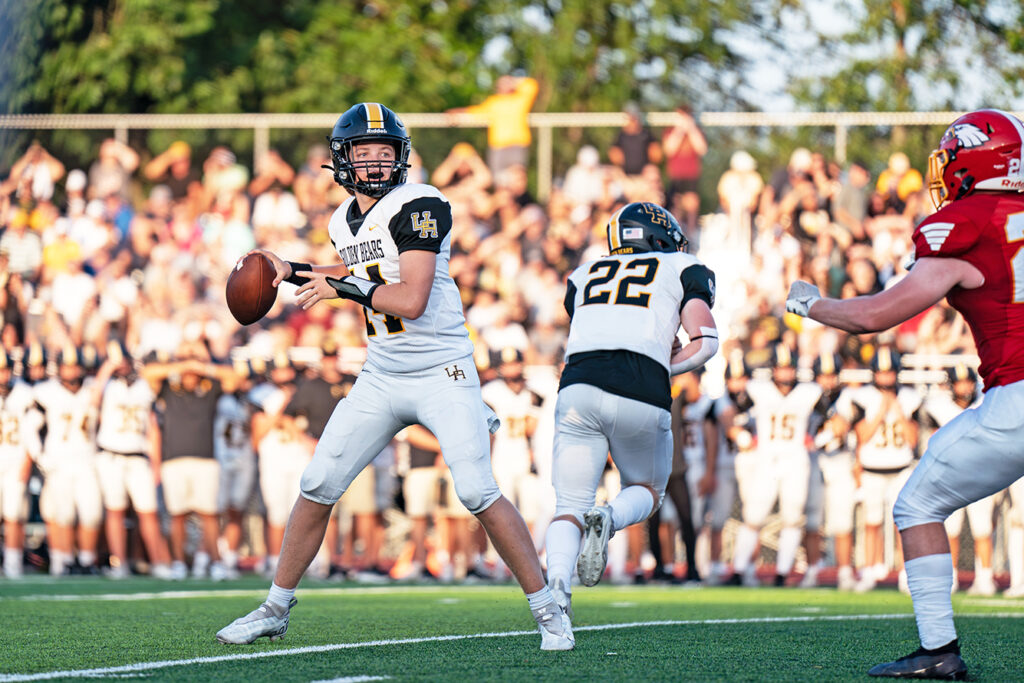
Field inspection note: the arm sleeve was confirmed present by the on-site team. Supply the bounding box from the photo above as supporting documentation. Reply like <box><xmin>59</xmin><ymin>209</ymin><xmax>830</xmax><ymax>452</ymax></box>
<box><xmin>387</xmin><ymin>196</ymin><xmax>453</xmax><ymax>254</ymax></box>
<box><xmin>680</xmin><ymin>264</ymin><xmax>716</xmax><ymax>309</ymax></box>
<box><xmin>563</xmin><ymin>280</ymin><xmax>578</xmax><ymax>321</ymax></box>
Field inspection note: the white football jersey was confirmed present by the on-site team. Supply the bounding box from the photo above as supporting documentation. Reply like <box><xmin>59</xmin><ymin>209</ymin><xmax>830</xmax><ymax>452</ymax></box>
<box><xmin>34</xmin><ymin>378</ymin><xmax>98</xmax><ymax>463</ymax></box>
<box><xmin>681</xmin><ymin>395</ymin><xmax>716</xmax><ymax>467</ymax></box>
<box><xmin>563</xmin><ymin>251</ymin><xmax>715</xmax><ymax>372</ymax></box>
<box><xmin>851</xmin><ymin>386</ymin><xmax>922</xmax><ymax>470</ymax></box>
<box><xmin>481</xmin><ymin>379</ymin><xmax>542</xmax><ymax>464</ymax></box>
<box><xmin>215</xmin><ymin>393</ymin><xmax>254</xmax><ymax>463</ymax></box>
<box><xmin>921</xmin><ymin>390</ymin><xmax>981</xmax><ymax>429</ymax></box>
<box><xmin>0</xmin><ymin>382</ymin><xmax>42</xmax><ymax>464</ymax></box>
<box><xmin>746</xmin><ymin>379</ymin><xmax>822</xmax><ymax>453</ymax></box>
<box><xmin>97</xmin><ymin>377</ymin><xmax>155</xmax><ymax>455</ymax></box>
<box><xmin>328</xmin><ymin>183</ymin><xmax>473</xmax><ymax>373</ymax></box>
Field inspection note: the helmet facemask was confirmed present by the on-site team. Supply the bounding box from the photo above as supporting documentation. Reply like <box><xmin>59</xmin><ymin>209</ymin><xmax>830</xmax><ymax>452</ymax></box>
<box><xmin>328</xmin><ymin>137</ymin><xmax>410</xmax><ymax>198</ymax></box>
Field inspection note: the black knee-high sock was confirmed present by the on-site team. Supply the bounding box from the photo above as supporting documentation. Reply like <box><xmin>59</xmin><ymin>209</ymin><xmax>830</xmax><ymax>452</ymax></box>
<box><xmin>667</xmin><ymin>472</ymin><xmax>698</xmax><ymax>573</ymax></box>
<box><xmin>647</xmin><ymin>506</ymin><xmax>663</xmax><ymax>572</ymax></box>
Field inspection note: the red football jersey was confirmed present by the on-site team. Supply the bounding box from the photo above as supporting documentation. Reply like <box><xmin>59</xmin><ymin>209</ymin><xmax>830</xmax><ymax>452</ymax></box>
<box><xmin>913</xmin><ymin>192</ymin><xmax>1024</xmax><ymax>389</ymax></box>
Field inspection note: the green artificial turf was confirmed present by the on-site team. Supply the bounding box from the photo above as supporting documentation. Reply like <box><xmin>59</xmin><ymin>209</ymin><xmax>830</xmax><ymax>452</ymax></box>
<box><xmin>2</xmin><ymin>577</ymin><xmax>1022</xmax><ymax>681</ymax></box>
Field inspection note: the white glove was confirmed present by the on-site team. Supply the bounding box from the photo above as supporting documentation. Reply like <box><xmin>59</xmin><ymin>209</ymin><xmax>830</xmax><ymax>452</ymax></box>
<box><xmin>786</xmin><ymin>280</ymin><xmax>822</xmax><ymax>317</ymax></box>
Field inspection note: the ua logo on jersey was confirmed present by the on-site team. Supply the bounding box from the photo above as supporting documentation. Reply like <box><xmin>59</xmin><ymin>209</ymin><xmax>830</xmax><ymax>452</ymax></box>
<box><xmin>446</xmin><ymin>364</ymin><xmax>466</xmax><ymax>381</ymax></box>
<box><xmin>412</xmin><ymin>211</ymin><xmax>438</xmax><ymax>239</ymax></box>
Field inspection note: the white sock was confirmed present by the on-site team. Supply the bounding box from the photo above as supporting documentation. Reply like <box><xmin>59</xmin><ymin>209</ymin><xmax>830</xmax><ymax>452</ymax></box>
<box><xmin>267</xmin><ymin>582</ymin><xmax>295</xmax><ymax>610</ymax></box>
<box><xmin>50</xmin><ymin>550</ymin><xmax>67</xmax><ymax>575</ymax></box>
<box><xmin>193</xmin><ymin>550</ymin><xmax>210</xmax><ymax>572</ymax></box>
<box><xmin>1009</xmin><ymin>527</ymin><xmax>1024</xmax><ymax>586</ymax></box>
<box><xmin>544</xmin><ymin>519</ymin><xmax>582</xmax><ymax>590</ymax></box>
<box><xmin>975</xmin><ymin>566</ymin><xmax>993</xmax><ymax>583</ymax></box>
<box><xmin>79</xmin><ymin>550</ymin><xmax>97</xmax><ymax>567</ymax></box>
<box><xmin>526</xmin><ymin>585</ymin><xmax>555</xmax><ymax>611</ymax></box>
<box><xmin>609</xmin><ymin>486</ymin><xmax>655</xmax><ymax>531</ymax></box>
<box><xmin>732</xmin><ymin>526</ymin><xmax>759</xmax><ymax>572</ymax></box>
<box><xmin>776</xmin><ymin>527</ymin><xmax>802</xmax><ymax>576</ymax></box>
<box><xmin>222</xmin><ymin>549</ymin><xmax>238</xmax><ymax>570</ymax></box>
<box><xmin>4</xmin><ymin>547</ymin><xmax>22</xmax><ymax>569</ymax></box>
<box><xmin>905</xmin><ymin>554</ymin><xmax>957</xmax><ymax>650</ymax></box>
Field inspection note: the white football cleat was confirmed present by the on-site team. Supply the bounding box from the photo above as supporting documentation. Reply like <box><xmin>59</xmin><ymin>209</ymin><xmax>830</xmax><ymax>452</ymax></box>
<box><xmin>549</xmin><ymin>578</ymin><xmax>573</xmax><ymax>619</ymax></box>
<box><xmin>967</xmin><ymin>576</ymin><xmax>997</xmax><ymax>597</ymax></box>
<box><xmin>836</xmin><ymin>566</ymin><xmax>857</xmax><ymax>592</ymax></box>
<box><xmin>533</xmin><ymin>601</ymin><xmax>574</xmax><ymax>651</ymax></box>
<box><xmin>1003</xmin><ymin>583</ymin><xmax>1024</xmax><ymax>598</ymax></box>
<box><xmin>217</xmin><ymin>598</ymin><xmax>297</xmax><ymax>644</ymax></box>
<box><xmin>578</xmin><ymin>505</ymin><xmax>613</xmax><ymax>587</ymax></box>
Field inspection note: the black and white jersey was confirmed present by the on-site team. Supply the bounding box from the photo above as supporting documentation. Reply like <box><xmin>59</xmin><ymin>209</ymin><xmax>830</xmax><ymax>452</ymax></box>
<box><xmin>34</xmin><ymin>378</ymin><xmax>98</xmax><ymax>465</ymax></box>
<box><xmin>560</xmin><ymin>251</ymin><xmax>715</xmax><ymax>410</ymax></box>
<box><xmin>850</xmin><ymin>386</ymin><xmax>922</xmax><ymax>470</ymax></box>
<box><xmin>214</xmin><ymin>392</ymin><xmax>254</xmax><ymax>464</ymax></box>
<box><xmin>328</xmin><ymin>183</ymin><xmax>473</xmax><ymax>372</ymax></box>
<box><xmin>745</xmin><ymin>379</ymin><xmax>822</xmax><ymax>454</ymax></box>
<box><xmin>481</xmin><ymin>379</ymin><xmax>543</xmax><ymax>462</ymax></box>
<box><xmin>0</xmin><ymin>382</ymin><xmax>42</xmax><ymax>465</ymax></box>
<box><xmin>97</xmin><ymin>377</ymin><xmax>154</xmax><ymax>455</ymax></box>
<box><xmin>920</xmin><ymin>389</ymin><xmax>981</xmax><ymax>429</ymax></box>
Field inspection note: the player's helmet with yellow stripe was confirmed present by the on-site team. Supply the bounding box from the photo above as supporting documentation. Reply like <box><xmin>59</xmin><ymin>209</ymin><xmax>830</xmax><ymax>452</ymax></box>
<box><xmin>328</xmin><ymin>103</ymin><xmax>411</xmax><ymax>198</ymax></box>
<box><xmin>606</xmin><ymin>202</ymin><xmax>688</xmax><ymax>255</ymax></box>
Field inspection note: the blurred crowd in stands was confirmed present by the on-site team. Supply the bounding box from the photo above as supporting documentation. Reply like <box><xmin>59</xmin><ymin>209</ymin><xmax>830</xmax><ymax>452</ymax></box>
<box><xmin>0</xmin><ymin>99</ymin><xmax>1019</xmax><ymax>596</ymax></box>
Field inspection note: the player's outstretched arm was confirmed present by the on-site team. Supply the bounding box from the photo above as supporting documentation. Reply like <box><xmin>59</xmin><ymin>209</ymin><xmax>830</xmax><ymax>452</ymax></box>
<box><xmin>670</xmin><ymin>298</ymin><xmax>719</xmax><ymax>375</ymax></box>
<box><xmin>786</xmin><ymin>257</ymin><xmax>984</xmax><ymax>334</ymax></box>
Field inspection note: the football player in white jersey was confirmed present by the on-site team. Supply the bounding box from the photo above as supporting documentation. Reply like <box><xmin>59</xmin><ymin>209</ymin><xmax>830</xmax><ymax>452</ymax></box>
<box><xmin>922</xmin><ymin>364</ymin><xmax>997</xmax><ymax>595</ymax></box>
<box><xmin>0</xmin><ymin>351</ymin><xmax>41</xmax><ymax>578</ymax></box>
<box><xmin>676</xmin><ymin>368</ymin><xmax>734</xmax><ymax>583</ymax></box>
<box><xmin>728</xmin><ymin>344</ymin><xmax>823</xmax><ymax>587</ymax></box>
<box><xmin>218</xmin><ymin>103</ymin><xmax>573</xmax><ymax>651</ymax></box>
<box><xmin>482</xmin><ymin>348</ymin><xmax>543</xmax><ymax>532</ymax></box>
<box><xmin>34</xmin><ymin>346</ymin><xmax>103</xmax><ymax>575</ymax></box>
<box><xmin>93</xmin><ymin>342</ymin><xmax>172</xmax><ymax>578</ymax></box>
<box><xmin>214</xmin><ymin>358</ymin><xmax>257</xmax><ymax>576</ymax></box>
<box><xmin>542</xmin><ymin>202</ymin><xmax>718</xmax><ymax>612</ymax></box>
<box><xmin>848</xmin><ymin>347</ymin><xmax>921</xmax><ymax>592</ymax></box>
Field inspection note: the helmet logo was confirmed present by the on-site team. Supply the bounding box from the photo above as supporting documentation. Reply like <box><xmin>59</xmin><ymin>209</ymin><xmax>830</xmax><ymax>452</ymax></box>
<box><xmin>951</xmin><ymin>123</ymin><xmax>990</xmax><ymax>148</ymax></box>
<box><xmin>639</xmin><ymin>203</ymin><xmax>669</xmax><ymax>226</ymax></box>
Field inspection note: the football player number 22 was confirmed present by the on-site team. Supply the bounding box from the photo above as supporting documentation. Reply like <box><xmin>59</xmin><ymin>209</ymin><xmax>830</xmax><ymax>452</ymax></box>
<box><xmin>1006</xmin><ymin>212</ymin><xmax>1024</xmax><ymax>304</ymax></box>
<box><xmin>363</xmin><ymin>264</ymin><xmax>404</xmax><ymax>336</ymax></box>
<box><xmin>581</xmin><ymin>258</ymin><xmax>659</xmax><ymax>307</ymax></box>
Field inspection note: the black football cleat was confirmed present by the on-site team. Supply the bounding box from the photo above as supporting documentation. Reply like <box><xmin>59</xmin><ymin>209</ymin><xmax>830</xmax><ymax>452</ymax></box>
<box><xmin>868</xmin><ymin>640</ymin><xmax>967</xmax><ymax>680</ymax></box>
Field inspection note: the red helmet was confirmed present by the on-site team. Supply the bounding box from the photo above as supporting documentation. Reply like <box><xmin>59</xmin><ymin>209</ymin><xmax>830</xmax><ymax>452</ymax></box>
<box><xmin>928</xmin><ymin>109</ymin><xmax>1024</xmax><ymax>208</ymax></box>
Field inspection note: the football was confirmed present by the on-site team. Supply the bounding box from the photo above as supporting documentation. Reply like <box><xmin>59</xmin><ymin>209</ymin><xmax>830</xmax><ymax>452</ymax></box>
<box><xmin>226</xmin><ymin>252</ymin><xmax>277</xmax><ymax>325</ymax></box>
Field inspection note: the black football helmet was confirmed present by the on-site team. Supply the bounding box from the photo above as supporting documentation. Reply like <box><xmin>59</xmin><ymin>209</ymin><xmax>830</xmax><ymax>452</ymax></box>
<box><xmin>606</xmin><ymin>202</ymin><xmax>688</xmax><ymax>255</ymax></box>
<box><xmin>812</xmin><ymin>352</ymin><xmax>842</xmax><ymax>377</ymax></box>
<box><xmin>947</xmin><ymin>362</ymin><xmax>979</xmax><ymax>386</ymax></box>
<box><xmin>871</xmin><ymin>346</ymin><xmax>901</xmax><ymax>374</ymax></box>
<box><xmin>326</xmin><ymin>103</ymin><xmax>411</xmax><ymax>198</ymax></box>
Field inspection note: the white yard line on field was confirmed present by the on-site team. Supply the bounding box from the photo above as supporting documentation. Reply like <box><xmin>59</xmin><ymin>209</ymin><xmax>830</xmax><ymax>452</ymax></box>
<box><xmin>5</xmin><ymin>585</ymin><xmax>498</xmax><ymax>602</ymax></box>
<box><xmin>2</xmin><ymin>612</ymin><xmax>1023</xmax><ymax>682</ymax></box>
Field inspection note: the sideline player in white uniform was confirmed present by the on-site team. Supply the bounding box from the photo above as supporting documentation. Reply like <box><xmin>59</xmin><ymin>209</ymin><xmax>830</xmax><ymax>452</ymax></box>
<box><xmin>0</xmin><ymin>351</ymin><xmax>41</xmax><ymax>578</ymax></box>
<box><xmin>34</xmin><ymin>346</ymin><xmax>103</xmax><ymax>575</ymax></box>
<box><xmin>213</xmin><ymin>359</ymin><xmax>257</xmax><ymax>575</ymax></box>
<box><xmin>729</xmin><ymin>344</ymin><xmax>822</xmax><ymax>587</ymax></box>
<box><xmin>94</xmin><ymin>342</ymin><xmax>172</xmax><ymax>578</ymax></box>
<box><xmin>542</xmin><ymin>202</ymin><xmax>718</xmax><ymax>612</ymax></box>
<box><xmin>218</xmin><ymin>103</ymin><xmax>573</xmax><ymax>651</ymax></box>
<box><xmin>850</xmin><ymin>347</ymin><xmax>921</xmax><ymax>593</ymax></box>
<box><xmin>482</xmin><ymin>348</ymin><xmax>543</xmax><ymax>531</ymax></box>
<box><xmin>922</xmin><ymin>363</ymin><xmax>997</xmax><ymax>595</ymax></box>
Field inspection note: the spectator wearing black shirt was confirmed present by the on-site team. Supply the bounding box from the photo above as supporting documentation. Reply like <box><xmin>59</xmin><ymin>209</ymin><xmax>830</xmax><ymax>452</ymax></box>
<box><xmin>609</xmin><ymin>103</ymin><xmax>663</xmax><ymax>177</ymax></box>
<box><xmin>144</xmin><ymin>357</ymin><xmax>236</xmax><ymax>580</ymax></box>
